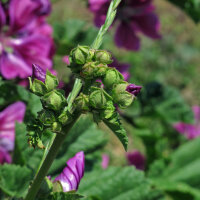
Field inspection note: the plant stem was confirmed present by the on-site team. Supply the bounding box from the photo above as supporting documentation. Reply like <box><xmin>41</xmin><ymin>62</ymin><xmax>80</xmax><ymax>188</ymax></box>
<box><xmin>24</xmin><ymin>0</ymin><xmax>122</xmax><ymax>199</ymax></box>
<box><xmin>24</xmin><ymin>114</ymin><xmax>80</xmax><ymax>200</ymax></box>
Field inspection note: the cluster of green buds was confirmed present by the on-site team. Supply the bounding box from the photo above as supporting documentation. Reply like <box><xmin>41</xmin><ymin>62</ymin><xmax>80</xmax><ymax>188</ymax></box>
<box><xmin>27</xmin><ymin>64</ymin><xmax>69</xmax><ymax>148</ymax></box>
<box><xmin>69</xmin><ymin>45</ymin><xmax>142</xmax><ymax>122</ymax></box>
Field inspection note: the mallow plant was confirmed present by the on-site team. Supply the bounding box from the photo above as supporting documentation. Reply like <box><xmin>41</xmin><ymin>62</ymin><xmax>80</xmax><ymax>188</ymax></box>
<box><xmin>21</xmin><ymin>0</ymin><xmax>142</xmax><ymax>199</ymax></box>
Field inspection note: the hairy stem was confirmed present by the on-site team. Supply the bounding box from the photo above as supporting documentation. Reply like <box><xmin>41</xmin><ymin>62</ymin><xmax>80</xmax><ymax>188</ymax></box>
<box><xmin>24</xmin><ymin>0</ymin><xmax>121</xmax><ymax>199</ymax></box>
<box><xmin>24</xmin><ymin>115</ymin><xmax>80</xmax><ymax>200</ymax></box>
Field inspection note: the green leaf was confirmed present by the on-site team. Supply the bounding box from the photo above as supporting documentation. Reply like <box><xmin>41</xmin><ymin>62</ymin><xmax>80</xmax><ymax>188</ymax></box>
<box><xmin>46</xmin><ymin>192</ymin><xmax>84</xmax><ymax>200</ymax></box>
<box><xmin>103</xmin><ymin>112</ymin><xmax>128</xmax><ymax>151</ymax></box>
<box><xmin>167</xmin><ymin>0</ymin><xmax>200</xmax><ymax>23</ymax></box>
<box><xmin>78</xmin><ymin>166</ymin><xmax>164</xmax><ymax>200</ymax></box>
<box><xmin>49</xmin><ymin>115</ymin><xmax>107</xmax><ymax>175</ymax></box>
<box><xmin>0</xmin><ymin>164</ymin><xmax>32</xmax><ymax>198</ymax></box>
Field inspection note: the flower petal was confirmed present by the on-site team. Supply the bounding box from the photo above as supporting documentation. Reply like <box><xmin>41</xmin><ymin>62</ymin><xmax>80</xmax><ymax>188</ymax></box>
<box><xmin>0</xmin><ymin>52</ymin><xmax>32</xmax><ymax>79</ymax></box>
<box><xmin>0</xmin><ymin>101</ymin><xmax>26</xmax><ymax>142</ymax></box>
<box><xmin>0</xmin><ymin>3</ymin><xmax>6</xmax><ymax>30</ymax></box>
<box><xmin>126</xmin><ymin>151</ymin><xmax>145</xmax><ymax>170</ymax></box>
<box><xmin>114</xmin><ymin>22</ymin><xmax>140</xmax><ymax>51</ymax></box>
<box><xmin>134</xmin><ymin>13</ymin><xmax>161</xmax><ymax>39</ymax></box>
<box><xmin>0</xmin><ymin>147</ymin><xmax>11</xmax><ymax>164</ymax></box>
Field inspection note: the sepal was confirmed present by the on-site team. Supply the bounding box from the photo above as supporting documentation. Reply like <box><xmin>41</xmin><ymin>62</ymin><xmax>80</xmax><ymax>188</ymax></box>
<box><xmin>94</xmin><ymin>50</ymin><xmax>112</xmax><ymax>64</ymax></box>
<box><xmin>45</xmin><ymin>70</ymin><xmax>59</xmax><ymax>91</ymax></box>
<box><xmin>29</xmin><ymin>77</ymin><xmax>47</xmax><ymax>96</ymax></box>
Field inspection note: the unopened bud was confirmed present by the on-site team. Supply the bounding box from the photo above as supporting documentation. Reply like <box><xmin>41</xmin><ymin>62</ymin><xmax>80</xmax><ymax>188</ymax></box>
<box><xmin>38</xmin><ymin>110</ymin><xmax>56</xmax><ymax>126</ymax></box>
<box><xmin>74</xmin><ymin>93</ymin><xmax>89</xmax><ymax>112</ymax></box>
<box><xmin>94</xmin><ymin>63</ymin><xmax>108</xmax><ymax>77</ymax></box>
<box><xmin>126</xmin><ymin>84</ymin><xmax>142</xmax><ymax>96</ymax></box>
<box><xmin>112</xmin><ymin>82</ymin><xmax>134</xmax><ymax>109</ymax></box>
<box><xmin>70</xmin><ymin>45</ymin><xmax>90</xmax><ymax>65</ymax></box>
<box><xmin>94</xmin><ymin>50</ymin><xmax>112</xmax><ymax>64</ymax></box>
<box><xmin>89</xmin><ymin>87</ymin><xmax>112</xmax><ymax>109</ymax></box>
<box><xmin>81</xmin><ymin>62</ymin><xmax>96</xmax><ymax>79</ymax></box>
<box><xmin>102</xmin><ymin>68</ymin><xmax>124</xmax><ymax>88</ymax></box>
<box><xmin>42</xmin><ymin>90</ymin><xmax>66</xmax><ymax>111</ymax></box>
<box><xmin>45</xmin><ymin>70</ymin><xmax>59</xmax><ymax>92</ymax></box>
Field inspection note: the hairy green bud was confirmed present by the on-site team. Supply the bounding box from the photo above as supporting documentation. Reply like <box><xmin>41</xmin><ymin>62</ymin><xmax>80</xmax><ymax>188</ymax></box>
<box><xmin>42</xmin><ymin>90</ymin><xmax>66</xmax><ymax>111</ymax></box>
<box><xmin>29</xmin><ymin>77</ymin><xmax>47</xmax><ymax>96</ymax></box>
<box><xmin>89</xmin><ymin>87</ymin><xmax>112</xmax><ymax>109</ymax></box>
<box><xmin>70</xmin><ymin>45</ymin><xmax>90</xmax><ymax>65</ymax></box>
<box><xmin>94</xmin><ymin>50</ymin><xmax>112</xmax><ymax>64</ymax></box>
<box><xmin>102</xmin><ymin>68</ymin><xmax>124</xmax><ymax>88</ymax></box>
<box><xmin>94</xmin><ymin>63</ymin><xmax>108</xmax><ymax>77</ymax></box>
<box><xmin>112</xmin><ymin>82</ymin><xmax>134</xmax><ymax>109</ymax></box>
<box><xmin>81</xmin><ymin>62</ymin><xmax>96</xmax><ymax>79</ymax></box>
<box><xmin>38</xmin><ymin>110</ymin><xmax>56</xmax><ymax>126</ymax></box>
<box><xmin>74</xmin><ymin>93</ymin><xmax>89</xmax><ymax>112</ymax></box>
<box><xmin>45</xmin><ymin>70</ymin><xmax>59</xmax><ymax>91</ymax></box>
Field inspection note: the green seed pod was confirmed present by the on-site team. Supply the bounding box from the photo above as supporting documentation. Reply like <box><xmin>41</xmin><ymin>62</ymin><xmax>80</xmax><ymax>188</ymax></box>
<box><xmin>70</xmin><ymin>45</ymin><xmax>90</xmax><ymax>65</ymax></box>
<box><xmin>45</xmin><ymin>70</ymin><xmax>59</xmax><ymax>92</ymax></box>
<box><xmin>81</xmin><ymin>62</ymin><xmax>96</xmax><ymax>79</ymax></box>
<box><xmin>89</xmin><ymin>87</ymin><xmax>112</xmax><ymax>109</ymax></box>
<box><xmin>102</xmin><ymin>68</ymin><xmax>124</xmax><ymax>88</ymax></box>
<box><xmin>38</xmin><ymin>110</ymin><xmax>56</xmax><ymax>126</ymax></box>
<box><xmin>94</xmin><ymin>63</ymin><xmax>108</xmax><ymax>77</ymax></box>
<box><xmin>42</xmin><ymin>90</ymin><xmax>66</xmax><ymax>111</ymax></box>
<box><xmin>112</xmin><ymin>82</ymin><xmax>134</xmax><ymax>109</ymax></box>
<box><xmin>100</xmin><ymin>100</ymin><xmax>116</xmax><ymax>120</ymax></box>
<box><xmin>94</xmin><ymin>50</ymin><xmax>112</xmax><ymax>64</ymax></box>
<box><xmin>29</xmin><ymin>77</ymin><xmax>47</xmax><ymax>96</ymax></box>
<box><xmin>74</xmin><ymin>93</ymin><xmax>89</xmax><ymax>112</ymax></box>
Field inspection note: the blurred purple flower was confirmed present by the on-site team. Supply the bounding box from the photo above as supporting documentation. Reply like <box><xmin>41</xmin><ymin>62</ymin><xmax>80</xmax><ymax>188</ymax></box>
<box><xmin>89</xmin><ymin>0</ymin><xmax>161</xmax><ymax>51</ymax></box>
<box><xmin>62</xmin><ymin>55</ymin><xmax>70</xmax><ymax>65</ymax></box>
<box><xmin>173</xmin><ymin>106</ymin><xmax>200</xmax><ymax>139</ymax></box>
<box><xmin>54</xmin><ymin>151</ymin><xmax>85</xmax><ymax>192</ymax></box>
<box><xmin>109</xmin><ymin>57</ymin><xmax>130</xmax><ymax>81</ymax></box>
<box><xmin>0</xmin><ymin>0</ymin><xmax>54</xmax><ymax>80</ymax></box>
<box><xmin>126</xmin><ymin>151</ymin><xmax>145</xmax><ymax>170</ymax></box>
<box><xmin>0</xmin><ymin>102</ymin><xmax>26</xmax><ymax>164</ymax></box>
<box><xmin>101</xmin><ymin>154</ymin><xmax>109</xmax><ymax>169</ymax></box>
<box><xmin>126</xmin><ymin>84</ymin><xmax>142</xmax><ymax>96</ymax></box>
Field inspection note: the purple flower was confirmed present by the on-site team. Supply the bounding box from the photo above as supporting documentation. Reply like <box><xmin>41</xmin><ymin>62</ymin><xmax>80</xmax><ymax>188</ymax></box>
<box><xmin>173</xmin><ymin>106</ymin><xmax>200</xmax><ymax>139</ymax></box>
<box><xmin>126</xmin><ymin>151</ymin><xmax>146</xmax><ymax>170</ymax></box>
<box><xmin>101</xmin><ymin>154</ymin><xmax>109</xmax><ymax>169</ymax></box>
<box><xmin>89</xmin><ymin>0</ymin><xmax>161</xmax><ymax>51</ymax></box>
<box><xmin>109</xmin><ymin>57</ymin><xmax>130</xmax><ymax>81</ymax></box>
<box><xmin>54</xmin><ymin>151</ymin><xmax>85</xmax><ymax>192</ymax></box>
<box><xmin>32</xmin><ymin>64</ymin><xmax>46</xmax><ymax>82</ymax></box>
<box><xmin>0</xmin><ymin>0</ymin><xmax>54</xmax><ymax>80</ymax></box>
<box><xmin>0</xmin><ymin>102</ymin><xmax>26</xmax><ymax>164</ymax></box>
<box><xmin>126</xmin><ymin>84</ymin><xmax>142</xmax><ymax>96</ymax></box>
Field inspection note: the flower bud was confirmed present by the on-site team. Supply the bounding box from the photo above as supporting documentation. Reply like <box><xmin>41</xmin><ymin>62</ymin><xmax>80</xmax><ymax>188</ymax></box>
<box><xmin>80</xmin><ymin>62</ymin><xmax>96</xmax><ymax>79</ymax></box>
<box><xmin>74</xmin><ymin>93</ymin><xmax>89</xmax><ymax>112</ymax></box>
<box><xmin>38</xmin><ymin>110</ymin><xmax>56</xmax><ymax>126</ymax></box>
<box><xmin>70</xmin><ymin>45</ymin><xmax>90</xmax><ymax>65</ymax></box>
<box><xmin>102</xmin><ymin>68</ymin><xmax>124</xmax><ymax>88</ymax></box>
<box><xmin>94</xmin><ymin>63</ymin><xmax>108</xmax><ymax>77</ymax></box>
<box><xmin>126</xmin><ymin>84</ymin><xmax>142</xmax><ymax>96</ymax></box>
<box><xmin>87</xmin><ymin>49</ymin><xmax>95</xmax><ymax>61</ymax></box>
<box><xmin>89</xmin><ymin>87</ymin><xmax>112</xmax><ymax>109</ymax></box>
<box><xmin>29</xmin><ymin>77</ymin><xmax>47</xmax><ymax>96</ymax></box>
<box><xmin>112</xmin><ymin>82</ymin><xmax>134</xmax><ymax>109</ymax></box>
<box><xmin>58</xmin><ymin>110</ymin><xmax>73</xmax><ymax>125</ymax></box>
<box><xmin>45</xmin><ymin>70</ymin><xmax>59</xmax><ymax>92</ymax></box>
<box><xmin>42</xmin><ymin>90</ymin><xmax>66</xmax><ymax>111</ymax></box>
<box><xmin>100</xmin><ymin>101</ymin><xmax>115</xmax><ymax>119</ymax></box>
<box><xmin>94</xmin><ymin>50</ymin><xmax>112</xmax><ymax>64</ymax></box>
<box><xmin>32</xmin><ymin>64</ymin><xmax>46</xmax><ymax>83</ymax></box>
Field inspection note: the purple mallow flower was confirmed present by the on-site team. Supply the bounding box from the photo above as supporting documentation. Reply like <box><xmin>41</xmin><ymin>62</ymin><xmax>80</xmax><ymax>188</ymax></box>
<box><xmin>126</xmin><ymin>151</ymin><xmax>146</xmax><ymax>170</ymax></box>
<box><xmin>173</xmin><ymin>106</ymin><xmax>200</xmax><ymax>139</ymax></box>
<box><xmin>89</xmin><ymin>0</ymin><xmax>161</xmax><ymax>51</ymax></box>
<box><xmin>126</xmin><ymin>84</ymin><xmax>142</xmax><ymax>96</ymax></box>
<box><xmin>54</xmin><ymin>151</ymin><xmax>85</xmax><ymax>192</ymax></box>
<box><xmin>0</xmin><ymin>0</ymin><xmax>54</xmax><ymax>80</ymax></box>
<box><xmin>0</xmin><ymin>102</ymin><xmax>26</xmax><ymax>164</ymax></box>
<box><xmin>32</xmin><ymin>64</ymin><xmax>46</xmax><ymax>82</ymax></box>
<box><xmin>109</xmin><ymin>57</ymin><xmax>130</xmax><ymax>81</ymax></box>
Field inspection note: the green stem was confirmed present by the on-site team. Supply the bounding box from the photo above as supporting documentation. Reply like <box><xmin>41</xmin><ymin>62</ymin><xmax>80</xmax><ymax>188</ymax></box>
<box><xmin>24</xmin><ymin>114</ymin><xmax>80</xmax><ymax>200</ymax></box>
<box><xmin>24</xmin><ymin>0</ymin><xmax>122</xmax><ymax>199</ymax></box>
